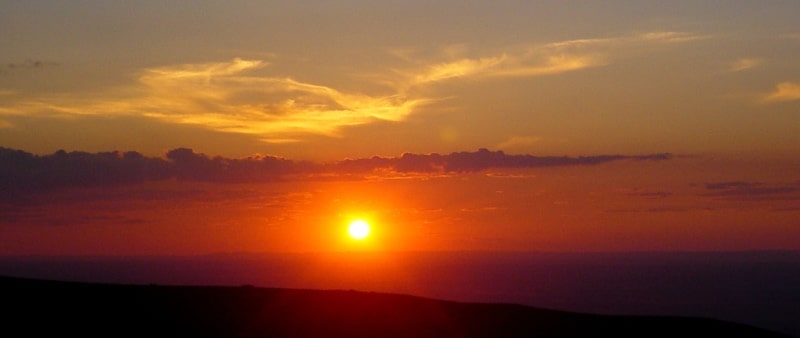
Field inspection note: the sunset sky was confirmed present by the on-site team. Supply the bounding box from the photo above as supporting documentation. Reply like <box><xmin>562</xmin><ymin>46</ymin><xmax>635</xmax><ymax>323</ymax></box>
<box><xmin>1</xmin><ymin>1</ymin><xmax>799</xmax><ymax>255</ymax></box>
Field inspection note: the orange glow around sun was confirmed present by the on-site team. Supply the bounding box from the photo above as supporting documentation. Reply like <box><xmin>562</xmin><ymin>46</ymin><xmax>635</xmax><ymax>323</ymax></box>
<box><xmin>348</xmin><ymin>220</ymin><xmax>371</xmax><ymax>240</ymax></box>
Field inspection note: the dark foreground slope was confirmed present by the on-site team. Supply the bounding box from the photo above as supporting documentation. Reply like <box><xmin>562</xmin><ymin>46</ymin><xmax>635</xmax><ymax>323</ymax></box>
<box><xmin>0</xmin><ymin>276</ymin><xmax>788</xmax><ymax>338</ymax></box>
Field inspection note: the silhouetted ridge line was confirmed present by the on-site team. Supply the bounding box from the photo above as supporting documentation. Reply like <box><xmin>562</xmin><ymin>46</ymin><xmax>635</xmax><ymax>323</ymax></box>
<box><xmin>0</xmin><ymin>275</ymin><xmax>786</xmax><ymax>338</ymax></box>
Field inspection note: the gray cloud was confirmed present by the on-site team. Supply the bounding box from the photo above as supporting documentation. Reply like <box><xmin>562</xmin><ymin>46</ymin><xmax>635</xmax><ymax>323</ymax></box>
<box><xmin>337</xmin><ymin>148</ymin><xmax>671</xmax><ymax>173</ymax></box>
<box><xmin>1</xmin><ymin>147</ymin><xmax>672</xmax><ymax>198</ymax></box>
<box><xmin>4</xmin><ymin>59</ymin><xmax>59</xmax><ymax>72</ymax></box>
<box><xmin>701</xmin><ymin>181</ymin><xmax>800</xmax><ymax>201</ymax></box>
<box><xmin>626</xmin><ymin>191</ymin><xmax>672</xmax><ymax>199</ymax></box>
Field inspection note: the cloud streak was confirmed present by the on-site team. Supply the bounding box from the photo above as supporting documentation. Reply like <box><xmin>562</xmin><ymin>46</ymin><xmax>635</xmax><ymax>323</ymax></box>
<box><xmin>398</xmin><ymin>31</ymin><xmax>706</xmax><ymax>89</ymax></box>
<box><xmin>1</xmin><ymin>60</ymin><xmax>59</xmax><ymax>74</ymax></box>
<box><xmin>763</xmin><ymin>82</ymin><xmax>800</xmax><ymax>103</ymax></box>
<box><xmin>136</xmin><ymin>59</ymin><xmax>431</xmax><ymax>140</ymax></box>
<box><xmin>701</xmin><ymin>181</ymin><xmax>800</xmax><ymax>201</ymax></box>
<box><xmin>727</xmin><ymin>58</ymin><xmax>761</xmax><ymax>72</ymax></box>
<box><xmin>0</xmin><ymin>147</ymin><xmax>672</xmax><ymax>195</ymax></box>
<box><xmin>4</xmin><ymin>59</ymin><xmax>429</xmax><ymax>142</ymax></box>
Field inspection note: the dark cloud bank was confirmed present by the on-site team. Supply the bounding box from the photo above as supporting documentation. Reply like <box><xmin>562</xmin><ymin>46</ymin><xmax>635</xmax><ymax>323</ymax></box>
<box><xmin>0</xmin><ymin>147</ymin><xmax>671</xmax><ymax>194</ymax></box>
<box><xmin>702</xmin><ymin>181</ymin><xmax>800</xmax><ymax>201</ymax></box>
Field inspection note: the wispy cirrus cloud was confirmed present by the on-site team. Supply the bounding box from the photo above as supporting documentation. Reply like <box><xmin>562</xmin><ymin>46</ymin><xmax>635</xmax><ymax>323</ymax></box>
<box><xmin>137</xmin><ymin>59</ymin><xmax>430</xmax><ymax>141</ymax></box>
<box><xmin>406</xmin><ymin>52</ymin><xmax>604</xmax><ymax>86</ymax></box>
<box><xmin>5</xmin><ymin>58</ymin><xmax>430</xmax><ymax>143</ymax></box>
<box><xmin>399</xmin><ymin>31</ymin><xmax>707</xmax><ymax>89</ymax></box>
<box><xmin>637</xmin><ymin>31</ymin><xmax>710</xmax><ymax>43</ymax></box>
<box><xmin>544</xmin><ymin>31</ymin><xmax>708</xmax><ymax>49</ymax></box>
<box><xmin>2</xmin><ymin>31</ymin><xmax>707</xmax><ymax>142</ymax></box>
<box><xmin>727</xmin><ymin>58</ymin><xmax>762</xmax><ymax>72</ymax></box>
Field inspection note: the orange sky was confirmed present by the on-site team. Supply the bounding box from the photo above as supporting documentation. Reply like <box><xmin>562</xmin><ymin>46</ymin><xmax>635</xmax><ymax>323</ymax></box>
<box><xmin>1</xmin><ymin>1</ymin><xmax>799</xmax><ymax>255</ymax></box>
<box><xmin>1</xmin><ymin>1</ymin><xmax>798</xmax><ymax>160</ymax></box>
<box><xmin>2</xmin><ymin>153</ymin><xmax>798</xmax><ymax>255</ymax></box>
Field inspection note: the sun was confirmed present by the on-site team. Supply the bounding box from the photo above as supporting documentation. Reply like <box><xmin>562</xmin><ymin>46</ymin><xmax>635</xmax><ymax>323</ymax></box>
<box><xmin>347</xmin><ymin>220</ymin><xmax>371</xmax><ymax>240</ymax></box>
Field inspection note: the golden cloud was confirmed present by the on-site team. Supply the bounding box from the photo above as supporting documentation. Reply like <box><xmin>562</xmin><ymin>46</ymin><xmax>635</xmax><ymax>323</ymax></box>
<box><xmin>637</xmin><ymin>31</ymin><xmax>710</xmax><ymax>43</ymax></box>
<box><xmin>3</xmin><ymin>31</ymin><xmax>707</xmax><ymax>141</ymax></box>
<box><xmin>413</xmin><ymin>56</ymin><xmax>508</xmax><ymax>84</ymax></box>
<box><xmin>543</xmin><ymin>31</ymin><xmax>708</xmax><ymax>49</ymax></box>
<box><xmin>5</xmin><ymin>58</ymin><xmax>429</xmax><ymax>139</ymax></box>
<box><xmin>399</xmin><ymin>31</ymin><xmax>705</xmax><ymax>88</ymax></box>
<box><xmin>763</xmin><ymin>82</ymin><xmax>800</xmax><ymax>102</ymax></box>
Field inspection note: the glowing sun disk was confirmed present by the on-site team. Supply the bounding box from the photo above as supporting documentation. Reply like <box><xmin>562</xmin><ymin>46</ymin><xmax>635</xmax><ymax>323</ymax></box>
<box><xmin>348</xmin><ymin>220</ymin><xmax>370</xmax><ymax>240</ymax></box>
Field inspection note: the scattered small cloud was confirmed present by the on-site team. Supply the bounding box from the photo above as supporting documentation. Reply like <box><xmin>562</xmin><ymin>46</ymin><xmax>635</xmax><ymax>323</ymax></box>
<box><xmin>458</xmin><ymin>206</ymin><xmax>502</xmax><ymax>213</ymax></box>
<box><xmin>642</xmin><ymin>207</ymin><xmax>687</xmax><ymax>213</ymax></box>
<box><xmin>626</xmin><ymin>191</ymin><xmax>672</xmax><ymax>199</ymax></box>
<box><xmin>484</xmin><ymin>172</ymin><xmax>538</xmax><ymax>179</ymax></box>
<box><xmin>762</xmin><ymin>81</ymin><xmax>800</xmax><ymax>102</ymax></box>
<box><xmin>605</xmin><ymin>206</ymin><xmax>690</xmax><ymax>213</ymax></box>
<box><xmin>701</xmin><ymin>181</ymin><xmax>800</xmax><ymax>201</ymax></box>
<box><xmin>2</xmin><ymin>59</ymin><xmax>59</xmax><ymax>73</ymax></box>
<box><xmin>705</xmin><ymin>181</ymin><xmax>755</xmax><ymax>190</ymax></box>
<box><xmin>727</xmin><ymin>58</ymin><xmax>762</xmax><ymax>72</ymax></box>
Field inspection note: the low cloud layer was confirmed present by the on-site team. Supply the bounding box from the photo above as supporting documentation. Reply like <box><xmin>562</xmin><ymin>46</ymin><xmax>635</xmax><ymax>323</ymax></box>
<box><xmin>337</xmin><ymin>148</ymin><xmax>670</xmax><ymax>173</ymax></box>
<box><xmin>0</xmin><ymin>147</ymin><xmax>671</xmax><ymax>196</ymax></box>
<box><xmin>702</xmin><ymin>181</ymin><xmax>800</xmax><ymax>201</ymax></box>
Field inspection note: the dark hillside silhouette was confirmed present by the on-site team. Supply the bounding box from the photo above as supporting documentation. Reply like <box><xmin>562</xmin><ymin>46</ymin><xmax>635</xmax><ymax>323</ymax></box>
<box><xmin>0</xmin><ymin>276</ymin><xmax>788</xmax><ymax>338</ymax></box>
